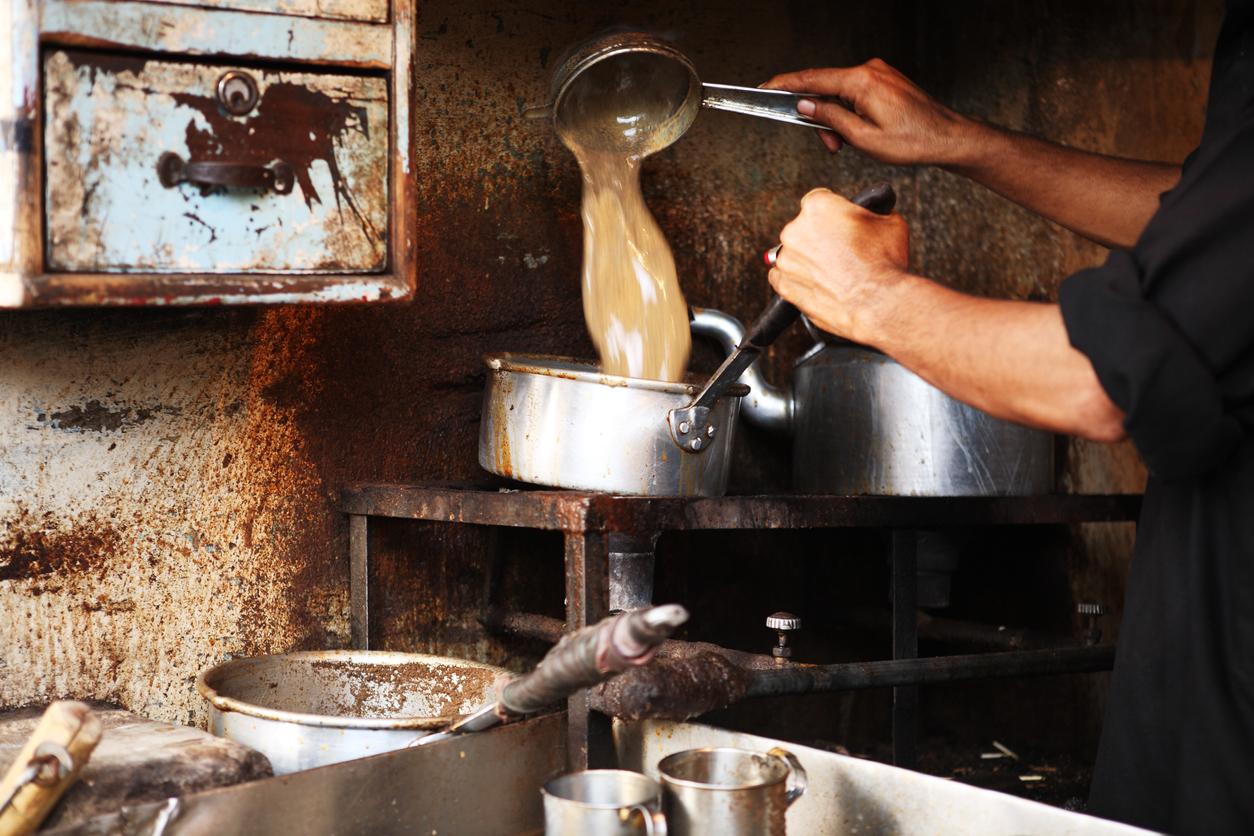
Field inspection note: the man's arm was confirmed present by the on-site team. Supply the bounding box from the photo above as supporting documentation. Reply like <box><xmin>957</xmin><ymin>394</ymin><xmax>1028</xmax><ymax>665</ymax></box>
<box><xmin>769</xmin><ymin>190</ymin><xmax>1126</xmax><ymax>441</ymax></box>
<box><xmin>764</xmin><ymin>61</ymin><xmax>1179</xmax><ymax>250</ymax></box>
<box><xmin>853</xmin><ymin>276</ymin><xmax>1126</xmax><ymax>441</ymax></box>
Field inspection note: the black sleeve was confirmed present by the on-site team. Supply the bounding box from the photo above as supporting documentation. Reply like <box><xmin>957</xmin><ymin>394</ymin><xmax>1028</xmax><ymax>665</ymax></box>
<box><xmin>1059</xmin><ymin>125</ymin><xmax>1254</xmax><ymax>482</ymax></box>
<box><xmin>1060</xmin><ymin>252</ymin><xmax>1244</xmax><ymax>480</ymax></box>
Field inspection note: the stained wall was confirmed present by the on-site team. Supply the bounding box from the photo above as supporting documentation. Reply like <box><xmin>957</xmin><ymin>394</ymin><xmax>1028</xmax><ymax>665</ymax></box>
<box><xmin>1</xmin><ymin>0</ymin><xmax>1221</xmax><ymax>738</ymax></box>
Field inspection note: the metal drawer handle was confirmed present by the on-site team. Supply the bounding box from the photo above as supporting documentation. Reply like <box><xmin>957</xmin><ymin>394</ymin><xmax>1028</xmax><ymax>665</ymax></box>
<box><xmin>156</xmin><ymin>152</ymin><xmax>294</xmax><ymax>195</ymax></box>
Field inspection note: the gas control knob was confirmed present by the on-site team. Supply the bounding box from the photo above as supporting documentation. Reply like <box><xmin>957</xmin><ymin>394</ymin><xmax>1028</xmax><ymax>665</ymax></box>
<box><xmin>766</xmin><ymin>611</ymin><xmax>801</xmax><ymax>662</ymax></box>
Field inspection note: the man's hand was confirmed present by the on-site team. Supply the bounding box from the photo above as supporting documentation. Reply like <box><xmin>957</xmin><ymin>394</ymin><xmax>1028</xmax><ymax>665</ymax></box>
<box><xmin>768</xmin><ymin>189</ymin><xmax>1125</xmax><ymax>442</ymax></box>
<box><xmin>769</xmin><ymin>188</ymin><xmax>910</xmax><ymax>344</ymax></box>
<box><xmin>764</xmin><ymin>59</ymin><xmax>1178</xmax><ymax>248</ymax></box>
<box><xmin>763</xmin><ymin>60</ymin><xmax>975</xmax><ymax>165</ymax></box>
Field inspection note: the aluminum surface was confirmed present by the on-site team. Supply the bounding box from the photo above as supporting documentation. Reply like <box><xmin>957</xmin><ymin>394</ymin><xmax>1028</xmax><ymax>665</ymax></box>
<box><xmin>197</xmin><ymin>651</ymin><xmax>508</xmax><ymax>774</ymax></box>
<box><xmin>616</xmin><ymin>720</ymin><xmax>1155</xmax><ymax>836</ymax></box>
<box><xmin>609</xmin><ymin>532</ymin><xmax>658</xmax><ymax>612</ymax></box>
<box><xmin>548</xmin><ymin>31</ymin><xmax>701</xmax><ymax>158</ymax></box>
<box><xmin>478</xmin><ymin>354</ymin><xmax>744</xmax><ymax>496</ymax></box>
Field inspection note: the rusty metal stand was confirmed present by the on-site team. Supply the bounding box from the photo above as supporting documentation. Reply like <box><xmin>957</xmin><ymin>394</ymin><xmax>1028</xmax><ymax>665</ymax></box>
<box><xmin>892</xmin><ymin>530</ymin><xmax>919</xmax><ymax>769</ymax></box>
<box><xmin>349</xmin><ymin>514</ymin><xmax>370</xmax><ymax>650</ymax></box>
<box><xmin>563</xmin><ymin>529</ymin><xmax>614</xmax><ymax>770</ymax></box>
<box><xmin>342</xmin><ymin>485</ymin><xmax>1141</xmax><ymax>771</ymax></box>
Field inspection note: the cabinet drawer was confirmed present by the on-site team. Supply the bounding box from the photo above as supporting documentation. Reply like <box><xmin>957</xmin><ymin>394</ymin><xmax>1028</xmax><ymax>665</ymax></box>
<box><xmin>137</xmin><ymin>0</ymin><xmax>389</xmax><ymax>24</ymax></box>
<box><xmin>44</xmin><ymin>49</ymin><xmax>389</xmax><ymax>274</ymax></box>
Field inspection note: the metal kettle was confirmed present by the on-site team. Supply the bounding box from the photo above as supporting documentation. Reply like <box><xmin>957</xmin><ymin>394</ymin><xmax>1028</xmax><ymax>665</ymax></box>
<box><xmin>691</xmin><ymin>308</ymin><xmax>1055</xmax><ymax>496</ymax></box>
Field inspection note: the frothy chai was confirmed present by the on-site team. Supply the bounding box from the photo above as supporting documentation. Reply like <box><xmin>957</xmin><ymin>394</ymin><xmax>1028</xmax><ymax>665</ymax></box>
<box><xmin>557</xmin><ymin>51</ymin><xmax>693</xmax><ymax>382</ymax></box>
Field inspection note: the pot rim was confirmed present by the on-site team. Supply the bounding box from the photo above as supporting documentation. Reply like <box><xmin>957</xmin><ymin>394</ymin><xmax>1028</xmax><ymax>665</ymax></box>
<box><xmin>485</xmin><ymin>353</ymin><xmax>748</xmax><ymax>398</ymax></box>
<box><xmin>196</xmin><ymin>650</ymin><xmax>509</xmax><ymax>731</ymax></box>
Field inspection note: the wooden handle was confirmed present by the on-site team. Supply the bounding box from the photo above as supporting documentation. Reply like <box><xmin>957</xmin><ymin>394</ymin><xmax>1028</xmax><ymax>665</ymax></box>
<box><xmin>0</xmin><ymin>702</ymin><xmax>102</xmax><ymax>836</ymax></box>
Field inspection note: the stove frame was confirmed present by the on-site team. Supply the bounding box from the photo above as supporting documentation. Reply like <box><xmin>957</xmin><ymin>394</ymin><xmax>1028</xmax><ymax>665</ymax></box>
<box><xmin>342</xmin><ymin>483</ymin><xmax>1140</xmax><ymax>770</ymax></box>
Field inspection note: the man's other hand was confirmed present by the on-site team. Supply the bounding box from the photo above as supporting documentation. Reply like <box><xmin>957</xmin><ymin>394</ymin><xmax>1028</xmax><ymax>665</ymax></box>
<box><xmin>769</xmin><ymin>188</ymin><xmax>910</xmax><ymax>344</ymax></box>
<box><xmin>763</xmin><ymin>60</ymin><xmax>974</xmax><ymax>165</ymax></box>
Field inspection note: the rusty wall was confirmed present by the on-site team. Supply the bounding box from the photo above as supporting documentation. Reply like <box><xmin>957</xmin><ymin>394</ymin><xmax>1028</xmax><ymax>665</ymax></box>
<box><xmin>0</xmin><ymin>0</ymin><xmax>1221</xmax><ymax>732</ymax></box>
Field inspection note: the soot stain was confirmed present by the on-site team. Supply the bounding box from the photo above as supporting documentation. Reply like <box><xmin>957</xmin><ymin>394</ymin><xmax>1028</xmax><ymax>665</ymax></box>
<box><xmin>39</xmin><ymin>400</ymin><xmax>180</xmax><ymax>433</ymax></box>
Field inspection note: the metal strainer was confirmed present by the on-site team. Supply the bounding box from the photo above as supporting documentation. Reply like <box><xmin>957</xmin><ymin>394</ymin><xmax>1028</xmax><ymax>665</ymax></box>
<box><xmin>533</xmin><ymin>31</ymin><xmax>835</xmax><ymax>157</ymax></box>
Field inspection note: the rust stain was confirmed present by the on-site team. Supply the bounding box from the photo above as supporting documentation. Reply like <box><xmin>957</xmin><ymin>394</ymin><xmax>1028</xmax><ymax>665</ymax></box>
<box><xmin>231</xmin><ymin>306</ymin><xmax>348</xmax><ymax>655</ymax></box>
<box><xmin>171</xmin><ymin>81</ymin><xmax>374</xmax><ymax>234</ymax></box>
<box><xmin>488</xmin><ymin>372</ymin><xmax>513</xmax><ymax>477</ymax></box>
<box><xmin>0</xmin><ymin>510</ymin><xmax>122</xmax><ymax>584</ymax></box>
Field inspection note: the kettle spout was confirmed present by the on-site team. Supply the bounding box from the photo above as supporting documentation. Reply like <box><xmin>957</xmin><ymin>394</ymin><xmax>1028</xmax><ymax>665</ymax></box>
<box><xmin>690</xmin><ymin>307</ymin><xmax>793</xmax><ymax>433</ymax></box>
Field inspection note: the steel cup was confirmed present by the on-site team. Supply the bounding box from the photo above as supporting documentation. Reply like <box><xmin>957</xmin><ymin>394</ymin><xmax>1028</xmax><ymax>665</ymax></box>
<box><xmin>658</xmin><ymin>746</ymin><xmax>807</xmax><ymax>835</ymax></box>
<box><xmin>542</xmin><ymin>769</ymin><xmax>668</xmax><ymax>836</ymax></box>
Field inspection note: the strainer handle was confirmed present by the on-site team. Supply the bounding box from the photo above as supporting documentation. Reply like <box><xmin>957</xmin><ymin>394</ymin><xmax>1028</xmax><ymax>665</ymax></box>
<box><xmin>700</xmin><ymin>83</ymin><xmax>837</xmax><ymax>131</ymax></box>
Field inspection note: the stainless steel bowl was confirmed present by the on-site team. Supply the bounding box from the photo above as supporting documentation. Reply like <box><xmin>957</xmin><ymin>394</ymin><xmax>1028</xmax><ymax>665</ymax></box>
<box><xmin>197</xmin><ymin>651</ymin><xmax>508</xmax><ymax>774</ymax></box>
<box><xmin>478</xmin><ymin>353</ymin><xmax>746</xmax><ymax>496</ymax></box>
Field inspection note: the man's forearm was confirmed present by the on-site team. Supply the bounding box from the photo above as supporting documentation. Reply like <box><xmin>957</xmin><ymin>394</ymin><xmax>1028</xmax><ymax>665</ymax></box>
<box><xmin>946</xmin><ymin>122</ymin><xmax>1180</xmax><ymax>250</ymax></box>
<box><xmin>863</xmin><ymin>272</ymin><xmax>1126</xmax><ymax>441</ymax></box>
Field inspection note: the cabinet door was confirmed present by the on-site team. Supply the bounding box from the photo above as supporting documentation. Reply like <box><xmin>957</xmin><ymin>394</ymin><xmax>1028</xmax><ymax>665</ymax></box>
<box><xmin>44</xmin><ymin>49</ymin><xmax>389</xmax><ymax>274</ymax></box>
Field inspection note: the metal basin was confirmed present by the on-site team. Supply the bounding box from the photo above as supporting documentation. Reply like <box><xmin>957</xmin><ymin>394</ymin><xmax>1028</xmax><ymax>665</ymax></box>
<box><xmin>68</xmin><ymin>715</ymin><xmax>1154</xmax><ymax>835</ymax></box>
<box><xmin>197</xmin><ymin>651</ymin><xmax>507</xmax><ymax>774</ymax></box>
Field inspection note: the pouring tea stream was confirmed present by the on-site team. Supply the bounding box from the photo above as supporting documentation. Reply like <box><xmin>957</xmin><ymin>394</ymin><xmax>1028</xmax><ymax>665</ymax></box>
<box><xmin>546</xmin><ymin>31</ymin><xmax>843</xmax><ymax>384</ymax></box>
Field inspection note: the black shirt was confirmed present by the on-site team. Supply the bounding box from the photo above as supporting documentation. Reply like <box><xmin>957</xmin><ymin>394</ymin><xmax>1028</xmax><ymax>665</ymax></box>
<box><xmin>1059</xmin><ymin>1</ymin><xmax>1254</xmax><ymax>832</ymax></box>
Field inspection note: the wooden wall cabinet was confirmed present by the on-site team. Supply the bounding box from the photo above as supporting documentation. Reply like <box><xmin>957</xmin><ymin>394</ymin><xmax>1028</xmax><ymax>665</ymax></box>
<box><xmin>0</xmin><ymin>0</ymin><xmax>415</xmax><ymax>306</ymax></box>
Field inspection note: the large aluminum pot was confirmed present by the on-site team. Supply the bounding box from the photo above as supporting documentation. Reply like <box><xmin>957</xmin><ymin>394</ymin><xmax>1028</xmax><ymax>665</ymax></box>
<box><xmin>692</xmin><ymin>309</ymin><xmax>1054</xmax><ymax>496</ymax></box>
<box><xmin>479</xmin><ymin>354</ymin><xmax>746</xmax><ymax>496</ymax></box>
<box><xmin>197</xmin><ymin>651</ymin><xmax>508</xmax><ymax>774</ymax></box>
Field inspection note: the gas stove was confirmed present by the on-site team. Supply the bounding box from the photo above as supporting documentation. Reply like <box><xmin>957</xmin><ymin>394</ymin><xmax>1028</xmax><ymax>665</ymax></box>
<box><xmin>341</xmin><ymin>482</ymin><xmax>1139</xmax><ymax>770</ymax></box>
